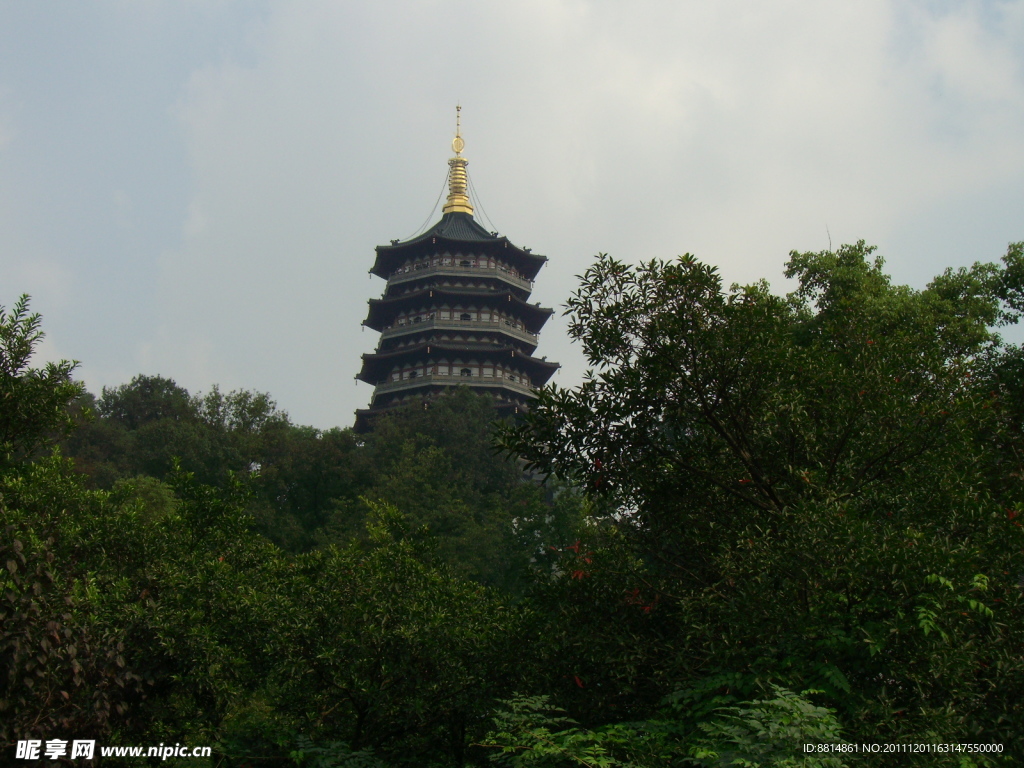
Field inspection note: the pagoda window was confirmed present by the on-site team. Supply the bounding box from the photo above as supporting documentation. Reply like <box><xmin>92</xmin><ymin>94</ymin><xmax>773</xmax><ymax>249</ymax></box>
<box><xmin>483</xmin><ymin>366</ymin><xmax>494</xmax><ymax>377</ymax></box>
<box><xmin>460</xmin><ymin>312</ymin><xmax>471</xmax><ymax>321</ymax></box>
<box><xmin>460</xmin><ymin>367</ymin><xmax>472</xmax><ymax>377</ymax></box>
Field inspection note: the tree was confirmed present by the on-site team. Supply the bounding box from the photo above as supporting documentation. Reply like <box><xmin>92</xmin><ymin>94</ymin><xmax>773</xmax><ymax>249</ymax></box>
<box><xmin>264</xmin><ymin>501</ymin><xmax>527</xmax><ymax>767</ymax></box>
<box><xmin>499</xmin><ymin>243</ymin><xmax>1024</xmax><ymax>759</ymax></box>
<box><xmin>481</xmin><ymin>688</ymin><xmax>849</xmax><ymax>768</ymax></box>
<box><xmin>318</xmin><ymin>388</ymin><xmax>572</xmax><ymax>591</ymax></box>
<box><xmin>63</xmin><ymin>375</ymin><xmax>372</xmax><ymax>552</ymax></box>
<box><xmin>3</xmin><ymin>299</ymin><xmax>558</xmax><ymax>766</ymax></box>
<box><xmin>0</xmin><ymin>296</ymin><xmax>83</xmax><ymax>469</ymax></box>
<box><xmin>0</xmin><ymin>298</ymin><xmax>148</xmax><ymax>746</ymax></box>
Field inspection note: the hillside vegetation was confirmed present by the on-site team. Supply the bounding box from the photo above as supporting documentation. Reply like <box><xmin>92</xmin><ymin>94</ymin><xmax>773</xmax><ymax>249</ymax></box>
<box><xmin>3</xmin><ymin>241</ymin><xmax>1023</xmax><ymax>766</ymax></box>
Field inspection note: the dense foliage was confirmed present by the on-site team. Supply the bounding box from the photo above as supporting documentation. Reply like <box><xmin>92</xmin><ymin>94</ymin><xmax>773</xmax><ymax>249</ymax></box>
<box><xmin>64</xmin><ymin>375</ymin><xmax>562</xmax><ymax>590</ymax></box>
<box><xmin>499</xmin><ymin>242</ymin><xmax>1024</xmax><ymax>763</ymax></box>
<box><xmin>0</xmin><ymin>296</ymin><xmax>83</xmax><ymax>469</ymax></box>
<box><xmin>4</xmin><ymin>240</ymin><xmax>1023</xmax><ymax>766</ymax></box>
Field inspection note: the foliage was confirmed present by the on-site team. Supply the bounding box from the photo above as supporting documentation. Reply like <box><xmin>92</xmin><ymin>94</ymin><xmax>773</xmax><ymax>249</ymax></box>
<box><xmin>481</xmin><ymin>695</ymin><xmax>629</xmax><ymax>767</ymax></box>
<box><xmin>319</xmin><ymin>388</ymin><xmax>576</xmax><ymax>591</ymax></box>
<box><xmin>479</xmin><ymin>689</ymin><xmax>847</xmax><ymax>768</ymax></box>
<box><xmin>8</xmin><ymin>235</ymin><xmax>1024</xmax><ymax>766</ymax></box>
<box><xmin>687</xmin><ymin>687</ymin><xmax>846</xmax><ymax>767</ymax></box>
<box><xmin>0</xmin><ymin>488</ymin><xmax>144</xmax><ymax>746</ymax></box>
<box><xmin>62</xmin><ymin>377</ymin><xmax>569</xmax><ymax>574</ymax></box>
<box><xmin>498</xmin><ymin>244</ymin><xmax>1024</xmax><ymax>759</ymax></box>
<box><xmin>0</xmin><ymin>295</ymin><xmax>83</xmax><ymax>468</ymax></box>
<box><xmin>272</xmin><ymin>500</ymin><xmax>526</xmax><ymax>766</ymax></box>
<box><xmin>61</xmin><ymin>374</ymin><xmax>361</xmax><ymax>551</ymax></box>
<box><xmin>66</xmin><ymin>375</ymin><xmax>291</xmax><ymax>488</ymax></box>
<box><xmin>290</xmin><ymin>735</ymin><xmax>391</xmax><ymax>768</ymax></box>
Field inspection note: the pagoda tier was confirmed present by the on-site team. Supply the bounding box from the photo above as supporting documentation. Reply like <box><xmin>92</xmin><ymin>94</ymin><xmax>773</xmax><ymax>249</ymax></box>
<box><xmin>354</xmin><ymin>112</ymin><xmax>559</xmax><ymax>431</ymax></box>
<box><xmin>381</xmin><ymin>257</ymin><xmax>535</xmax><ymax>302</ymax></box>
<box><xmin>371</xmin><ymin>319</ymin><xmax>542</xmax><ymax>358</ymax></box>
<box><xmin>371</xmin><ymin>212</ymin><xmax>547</xmax><ymax>282</ymax></box>
<box><xmin>363</xmin><ymin>287</ymin><xmax>554</xmax><ymax>336</ymax></box>
<box><xmin>357</xmin><ymin>341</ymin><xmax>559</xmax><ymax>386</ymax></box>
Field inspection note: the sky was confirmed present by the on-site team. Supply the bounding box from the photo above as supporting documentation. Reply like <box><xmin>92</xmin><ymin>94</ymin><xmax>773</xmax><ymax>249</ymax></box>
<box><xmin>1</xmin><ymin>0</ymin><xmax>1023</xmax><ymax>429</ymax></box>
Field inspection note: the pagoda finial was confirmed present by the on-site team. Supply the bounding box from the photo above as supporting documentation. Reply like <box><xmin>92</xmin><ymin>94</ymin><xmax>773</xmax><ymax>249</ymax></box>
<box><xmin>443</xmin><ymin>104</ymin><xmax>474</xmax><ymax>215</ymax></box>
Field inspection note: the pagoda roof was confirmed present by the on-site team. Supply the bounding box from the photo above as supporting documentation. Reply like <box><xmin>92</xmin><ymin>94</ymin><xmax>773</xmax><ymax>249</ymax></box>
<box><xmin>363</xmin><ymin>287</ymin><xmax>554</xmax><ymax>333</ymax></box>
<box><xmin>358</xmin><ymin>341</ymin><xmax>559</xmax><ymax>385</ymax></box>
<box><xmin>419</xmin><ymin>211</ymin><xmax>497</xmax><ymax>242</ymax></box>
<box><xmin>372</xmin><ymin>212</ymin><xmax>547</xmax><ymax>279</ymax></box>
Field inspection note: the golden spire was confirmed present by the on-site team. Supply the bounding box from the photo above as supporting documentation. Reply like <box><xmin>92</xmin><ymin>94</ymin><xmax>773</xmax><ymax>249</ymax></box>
<box><xmin>442</xmin><ymin>104</ymin><xmax>474</xmax><ymax>215</ymax></box>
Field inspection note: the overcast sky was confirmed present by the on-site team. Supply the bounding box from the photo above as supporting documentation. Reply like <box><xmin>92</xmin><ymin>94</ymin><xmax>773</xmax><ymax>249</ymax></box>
<box><xmin>2</xmin><ymin>1</ymin><xmax>1022</xmax><ymax>429</ymax></box>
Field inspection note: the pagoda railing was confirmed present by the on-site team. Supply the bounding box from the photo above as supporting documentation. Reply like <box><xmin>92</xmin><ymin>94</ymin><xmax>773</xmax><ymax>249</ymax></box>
<box><xmin>380</xmin><ymin>317</ymin><xmax>538</xmax><ymax>345</ymax></box>
<box><xmin>372</xmin><ymin>373</ymin><xmax>537</xmax><ymax>398</ymax></box>
<box><xmin>387</xmin><ymin>263</ymin><xmax>533</xmax><ymax>292</ymax></box>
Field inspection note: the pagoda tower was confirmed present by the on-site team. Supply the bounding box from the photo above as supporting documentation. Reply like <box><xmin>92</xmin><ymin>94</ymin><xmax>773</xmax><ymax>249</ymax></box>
<box><xmin>355</xmin><ymin>110</ymin><xmax>559</xmax><ymax>430</ymax></box>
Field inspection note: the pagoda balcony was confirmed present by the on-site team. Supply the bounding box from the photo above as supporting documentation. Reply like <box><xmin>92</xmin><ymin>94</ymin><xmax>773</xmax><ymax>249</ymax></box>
<box><xmin>380</xmin><ymin>316</ymin><xmax>539</xmax><ymax>345</ymax></box>
<box><xmin>386</xmin><ymin>263</ymin><xmax>533</xmax><ymax>292</ymax></box>
<box><xmin>371</xmin><ymin>373</ymin><xmax>538</xmax><ymax>398</ymax></box>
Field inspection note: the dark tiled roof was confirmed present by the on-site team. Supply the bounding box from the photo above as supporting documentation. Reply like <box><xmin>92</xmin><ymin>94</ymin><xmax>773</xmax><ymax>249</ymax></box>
<box><xmin>363</xmin><ymin>287</ymin><xmax>555</xmax><ymax>333</ymax></box>
<box><xmin>413</xmin><ymin>212</ymin><xmax>498</xmax><ymax>243</ymax></box>
<box><xmin>358</xmin><ymin>341</ymin><xmax>560</xmax><ymax>383</ymax></box>
<box><xmin>373</xmin><ymin>212</ymin><xmax>546</xmax><ymax>279</ymax></box>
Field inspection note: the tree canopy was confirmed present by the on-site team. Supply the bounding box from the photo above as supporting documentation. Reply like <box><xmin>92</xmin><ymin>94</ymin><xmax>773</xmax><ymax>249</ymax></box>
<box><xmin>4</xmin><ymin>239</ymin><xmax>1024</xmax><ymax>766</ymax></box>
<box><xmin>0</xmin><ymin>295</ymin><xmax>83</xmax><ymax>469</ymax></box>
<box><xmin>498</xmin><ymin>242</ymin><xmax>1024</xmax><ymax>759</ymax></box>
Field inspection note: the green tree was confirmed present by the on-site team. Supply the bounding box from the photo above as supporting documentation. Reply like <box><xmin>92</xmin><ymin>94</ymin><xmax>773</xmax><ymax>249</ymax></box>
<box><xmin>0</xmin><ymin>297</ymin><xmax>149</xmax><ymax>747</ymax></box>
<box><xmin>63</xmin><ymin>375</ymin><xmax>371</xmax><ymax>552</ymax></box>
<box><xmin>269</xmin><ymin>501</ymin><xmax>526</xmax><ymax>767</ymax></box>
<box><xmin>320</xmin><ymin>389</ymin><xmax>573</xmax><ymax>591</ymax></box>
<box><xmin>480</xmin><ymin>688</ymin><xmax>848</xmax><ymax>767</ymax></box>
<box><xmin>499</xmin><ymin>244</ymin><xmax>1024</xmax><ymax>760</ymax></box>
<box><xmin>0</xmin><ymin>295</ymin><xmax>83</xmax><ymax>469</ymax></box>
<box><xmin>253</xmin><ymin>424</ymin><xmax>365</xmax><ymax>551</ymax></box>
<box><xmin>2</xmin><ymin>452</ymin><xmax>294</xmax><ymax>756</ymax></box>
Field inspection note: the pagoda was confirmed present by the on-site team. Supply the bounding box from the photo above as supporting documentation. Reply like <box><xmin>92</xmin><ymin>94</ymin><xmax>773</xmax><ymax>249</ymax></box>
<box><xmin>355</xmin><ymin>110</ymin><xmax>559</xmax><ymax>430</ymax></box>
